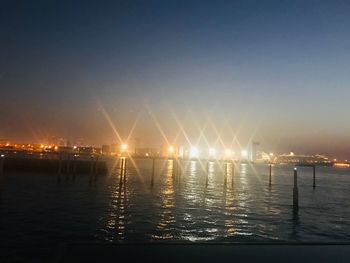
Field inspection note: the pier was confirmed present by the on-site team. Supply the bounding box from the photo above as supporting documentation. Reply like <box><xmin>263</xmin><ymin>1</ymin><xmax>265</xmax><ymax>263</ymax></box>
<box><xmin>0</xmin><ymin>153</ymin><xmax>108</xmax><ymax>175</ymax></box>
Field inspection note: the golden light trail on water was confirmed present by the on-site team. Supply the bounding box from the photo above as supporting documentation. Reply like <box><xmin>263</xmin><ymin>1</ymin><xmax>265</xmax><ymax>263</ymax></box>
<box><xmin>98</xmin><ymin>100</ymin><xmax>148</xmax><ymax>185</ymax></box>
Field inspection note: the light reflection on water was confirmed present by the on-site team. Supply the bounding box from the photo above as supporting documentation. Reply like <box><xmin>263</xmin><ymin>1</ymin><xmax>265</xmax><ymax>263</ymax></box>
<box><xmin>2</xmin><ymin>159</ymin><xmax>350</xmax><ymax>261</ymax></box>
<box><xmin>154</xmin><ymin>160</ymin><xmax>175</xmax><ymax>240</ymax></box>
<box><xmin>97</xmin><ymin>161</ymin><xmax>350</xmax><ymax>243</ymax></box>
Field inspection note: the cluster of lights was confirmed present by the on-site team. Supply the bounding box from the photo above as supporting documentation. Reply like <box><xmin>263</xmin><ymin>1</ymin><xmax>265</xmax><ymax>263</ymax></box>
<box><xmin>208</xmin><ymin>148</ymin><xmax>216</xmax><ymax>157</ymax></box>
<box><xmin>189</xmin><ymin>146</ymin><xmax>199</xmax><ymax>158</ymax></box>
<box><xmin>183</xmin><ymin>146</ymin><xmax>250</xmax><ymax>159</ymax></box>
<box><xmin>241</xmin><ymin>150</ymin><xmax>248</xmax><ymax>158</ymax></box>
<box><xmin>121</xmin><ymin>144</ymin><xmax>128</xmax><ymax>151</ymax></box>
<box><xmin>168</xmin><ymin>146</ymin><xmax>174</xmax><ymax>153</ymax></box>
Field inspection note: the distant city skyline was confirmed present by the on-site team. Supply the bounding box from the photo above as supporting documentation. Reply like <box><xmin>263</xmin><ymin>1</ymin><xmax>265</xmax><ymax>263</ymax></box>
<box><xmin>1</xmin><ymin>1</ymin><xmax>350</xmax><ymax>159</ymax></box>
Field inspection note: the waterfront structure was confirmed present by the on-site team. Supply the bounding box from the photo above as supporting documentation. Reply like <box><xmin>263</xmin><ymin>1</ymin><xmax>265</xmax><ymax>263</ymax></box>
<box><xmin>250</xmin><ymin>141</ymin><xmax>260</xmax><ymax>162</ymax></box>
<box><xmin>102</xmin><ymin>145</ymin><xmax>111</xmax><ymax>155</ymax></box>
<box><xmin>276</xmin><ymin>153</ymin><xmax>331</xmax><ymax>165</ymax></box>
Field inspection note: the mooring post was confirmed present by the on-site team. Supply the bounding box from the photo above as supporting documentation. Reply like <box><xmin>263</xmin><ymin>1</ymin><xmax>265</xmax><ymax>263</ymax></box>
<box><xmin>205</xmin><ymin>161</ymin><xmax>209</xmax><ymax>186</ymax></box>
<box><xmin>175</xmin><ymin>158</ymin><xmax>178</xmax><ymax>177</ymax></box>
<box><xmin>66</xmin><ymin>153</ymin><xmax>71</xmax><ymax>174</ymax></box>
<box><xmin>293</xmin><ymin>168</ymin><xmax>299</xmax><ymax>212</ymax></box>
<box><xmin>94</xmin><ymin>156</ymin><xmax>99</xmax><ymax>181</ymax></box>
<box><xmin>118</xmin><ymin>158</ymin><xmax>123</xmax><ymax>184</ymax></box>
<box><xmin>224</xmin><ymin>162</ymin><xmax>227</xmax><ymax>187</ymax></box>
<box><xmin>89</xmin><ymin>156</ymin><xmax>94</xmax><ymax>183</ymax></box>
<box><xmin>231</xmin><ymin>161</ymin><xmax>234</xmax><ymax>188</ymax></box>
<box><xmin>172</xmin><ymin>158</ymin><xmax>176</xmax><ymax>179</ymax></box>
<box><xmin>177</xmin><ymin>158</ymin><xmax>181</xmax><ymax>178</ymax></box>
<box><xmin>269</xmin><ymin>164</ymin><xmax>272</xmax><ymax>186</ymax></box>
<box><xmin>72</xmin><ymin>154</ymin><xmax>77</xmax><ymax>180</ymax></box>
<box><xmin>57</xmin><ymin>154</ymin><xmax>62</xmax><ymax>183</ymax></box>
<box><xmin>0</xmin><ymin>154</ymin><xmax>4</xmax><ymax>177</ymax></box>
<box><xmin>151</xmin><ymin>158</ymin><xmax>155</xmax><ymax>187</ymax></box>
<box><xmin>123</xmin><ymin>158</ymin><xmax>127</xmax><ymax>182</ymax></box>
<box><xmin>119</xmin><ymin>157</ymin><xmax>124</xmax><ymax>181</ymax></box>
<box><xmin>313</xmin><ymin>165</ymin><xmax>316</xmax><ymax>188</ymax></box>
<box><xmin>0</xmin><ymin>154</ymin><xmax>4</xmax><ymax>202</ymax></box>
<box><xmin>177</xmin><ymin>158</ymin><xmax>182</xmax><ymax>183</ymax></box>
<box><xmin>65</xmin><ymin>153</ymin><xmax>70</xmax><ymax>182</ymax></box>
<box><xmin>119</xmin><ymin>157</ymin><xmax>123</xmax><ymax>171</ymax></box>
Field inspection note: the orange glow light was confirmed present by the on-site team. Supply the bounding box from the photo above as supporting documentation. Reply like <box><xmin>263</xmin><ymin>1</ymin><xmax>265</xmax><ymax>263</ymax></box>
<box><xmin>334</xmin><ymin>163</ymin><xmax>350</xmax><ymax>168</ymax></box>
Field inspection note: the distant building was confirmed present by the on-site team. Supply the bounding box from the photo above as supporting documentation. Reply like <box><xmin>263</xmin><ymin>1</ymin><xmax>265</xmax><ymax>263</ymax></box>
<box><xmin>101</xmin><ymin>145</ymin><xmax>111</xmax><ymax>155</ymax></box>
<box><xmin>58</xmin><ymin>138</ymin><xmax>68</xmax><ymax>147</ymax></box>
<box><xmin>110</xmin><ymin>144</ymin><xmax>119</xmax><ymax>155</ymax></box>
<box><xmin>135</xmin><ymin>147</ymin><xmax>160</xmax><ymax>157</ymax></box>
<box><xmin>57</xmin><ymin>146</ymin><xmax>74</xmax><ymax>153</ymax></box>
<box><xmin>250</xmin><ymin>141</ymin><xmax>260</xmax><ymax>162</ymax></box>
<box><xmin>276</xmin><ymin>153</ymin><xmax>331</xmax><ymax>165</ymax></box>
<box><xmin>78</xmin><ymin>147</ymin><xmax>94</xmax><ymax>155</ymax></box>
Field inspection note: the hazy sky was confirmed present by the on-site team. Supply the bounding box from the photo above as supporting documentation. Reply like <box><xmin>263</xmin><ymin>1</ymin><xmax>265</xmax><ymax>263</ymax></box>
<box><xmin>1</xmin><ymin>0</ymin><xmax>350</xmax><ymax>158</ymax></box>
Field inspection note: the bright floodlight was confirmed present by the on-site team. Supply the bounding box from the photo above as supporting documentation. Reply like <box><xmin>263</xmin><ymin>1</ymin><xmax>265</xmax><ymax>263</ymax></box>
<box><xmin>208</xmin><ymin>148</ymin><xmax>216</xmax><ymax>157</ymax></box>
<box><xmin>121</xmin><ymin>144</ymin><xmax>128</xmax><ymax>151</ymax></box>
<box><xmin>225</xmin><ymin>149</ymin><xmax>232</xmax><ymax>157</ymax></box>
<box><xmin>241</xmin><ymin>150</ymin><xmax>248</xmax><ymax>158</ymax></box>
<box><xmin>168</xmin><ymin>146</ymin><xmax>174</xmax><ymax>153</ymax></box>
<box><xmin>189</xmin><ymin>146</ymin><xmax>199</xmax><ymax>158</ymax></box>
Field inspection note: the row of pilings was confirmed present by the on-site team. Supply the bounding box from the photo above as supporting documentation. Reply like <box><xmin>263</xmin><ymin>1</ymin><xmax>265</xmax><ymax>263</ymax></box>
<box><xmin>117</xmin><ymin>157</ymin><xmax>318</xmax><ymax>215</ymax></box>
<box><xmin>0</xmin><ymin>154</ymin><xmax>107</xmax><ymax>184</ymax></box>
<box><xmin>0</xmin><ymin>153</ymin><xmax>318</xmax><ymax>214</ymax></box>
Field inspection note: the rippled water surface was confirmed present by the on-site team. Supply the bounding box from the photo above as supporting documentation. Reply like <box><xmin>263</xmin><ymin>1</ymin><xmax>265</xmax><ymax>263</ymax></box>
<box><xmin>1</xmin><ymin>159</ymin><xmax>350</xmax><ymax>261</ymax></box>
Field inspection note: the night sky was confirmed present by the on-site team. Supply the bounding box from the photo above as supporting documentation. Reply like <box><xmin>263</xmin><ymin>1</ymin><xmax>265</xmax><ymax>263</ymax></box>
<box><xmin>1</xmin><ymin>0</ymin><xmax>350</xmax><ymax>158</ymax></box>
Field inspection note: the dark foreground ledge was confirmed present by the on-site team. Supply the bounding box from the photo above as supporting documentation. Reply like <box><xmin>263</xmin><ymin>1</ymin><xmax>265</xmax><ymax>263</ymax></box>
<box><xmin>53</xmin><ymin>243</ymin><xmax>350</xmax><ymax>263</ymax></box>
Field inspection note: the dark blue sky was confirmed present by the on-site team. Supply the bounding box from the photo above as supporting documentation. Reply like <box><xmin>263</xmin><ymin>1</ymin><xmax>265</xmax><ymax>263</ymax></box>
<box><xmin>1</xmin><ymin>0</ymin><xmax>350</xmax><ymax>158</ymax></box>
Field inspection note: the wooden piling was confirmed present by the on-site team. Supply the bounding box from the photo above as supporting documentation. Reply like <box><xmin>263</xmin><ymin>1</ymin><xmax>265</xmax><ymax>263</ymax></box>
<box><xmin>119</xmin><ymin>157</ymin><xmax>124</xmax><ymax>182</ymax></box>
<box><xmin>89</xmin><ymin>156</ymin><xmax>95</xmax><ymax>183</ymax></box>
<box><xmin>94</xmin><ymin>156</ymin><xmax>99</xmax><ymax>181</ymax></box>
<box><xmin>269</xmin><ymin>164</ymin><xmax>272</xmax><ymax>186</ymax></box>
<box><xmin>293</xmin><ymin>168</ymin><xmax>299</xmax><ymax>212</ymax></box>
<box><xmin>224</xmin><ymin>162</ymin><xmax>227</xmax><ymax>187</ymax></box>
<box><xmin>151</xmin><ymin>158</ymin><xmax>155</xmax><ymax>187</ymax></box>
<box><xmin>313</xmin><ymin>165</ymin><xmax>316</xmax><ymax>188</ymax></box>
<box><xmin>172</xmin><ymin>158</ymin><xmax>176</xmax><ymax>179</ymax></box>
<box><xmin>119</xmin><ymin>157</ymin><xmax>123</xmax><ymax>171</ymax></box>
<box><xmin>72</xmin><ymin>155</ymin><xmax>77</xmax><ymax>180</ymax></box>
<box><xmin>123</xmin><ymin>158</ymin><xmax>127</xmax><ymax>182</ymax></box>
<box><xmin>57</xmin><ymin>154</ymin><xmax>62</xmax><ymax>183</ymax></box>
<box><xmin>0</xmin><ymin>155</ymin><xmax>4</xmax><ymax>177</ymax></box>
<box><xmin>175</xmin><ymin>158</ymin><xmax>178</xmax><ymax>178</ymax></box>
<box><xmin>119</xmin><ymin>158</ymin><xmax>124</xmax><ymax>184</ymax></box>
<box><xmin>231</xmin><ymin>162</ymin><xmax>234</xmax><ymax>188</ymax></box>
<box><xmin>177</xmin><ymin>158</ymin><xmax>182</xmax><ymax>184</ymax></box>
<box><xmin>66</xmin><ymin>154</ymin><xmax>71</xmax><ymax>174</ymax></box>
<box><xmin>0</xmin><ymin>155</ymin><xmax>3</xmax><ymax>202</ymax></box>
<box><xmin>205</xmin><ymin>161</ymin><xmax>209</xmax><ymax>186</ymax></box>
<box><xmin>65</xmin><ymin>154</ymin><xmax>70</xmax><ymax>182</ymax></box>
<box><xmin>178</xmin><ymin>158</ymin><xmax>181</xmax><ymax>177</ymax></box>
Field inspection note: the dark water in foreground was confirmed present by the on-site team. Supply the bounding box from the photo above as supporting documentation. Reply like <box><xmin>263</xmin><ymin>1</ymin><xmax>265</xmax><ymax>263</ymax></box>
<box><xmin>1</xmin><ymin>159</ymin><xmax>350</xmax><ymax>261</ymax></box>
